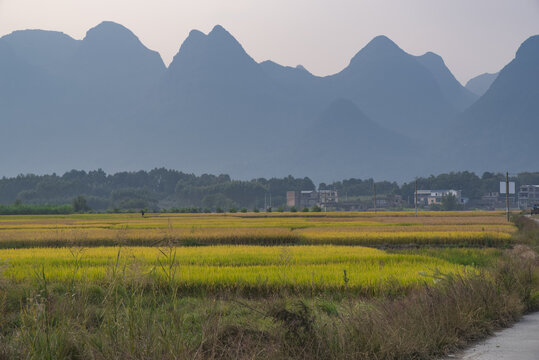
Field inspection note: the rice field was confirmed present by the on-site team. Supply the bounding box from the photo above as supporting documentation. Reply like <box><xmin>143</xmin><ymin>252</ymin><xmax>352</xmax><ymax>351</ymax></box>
<box><xmin>0</xmin><ymin>210</ymin><xmax>533</xmax><ymax>360</ymax></box>
<box><xmin>0</xmin><ymin>211</ymin><xmax>514</xmax><ymax>295</ymax></box>
<box><xmin>0</xmin><ymin>245</ymin><xmax>471</xmax><ymax>295</ymax></box>
<box><xmin>0</xmin><ymin>211</ymin><xmax>515</xmax><ymax>248</ymax></box>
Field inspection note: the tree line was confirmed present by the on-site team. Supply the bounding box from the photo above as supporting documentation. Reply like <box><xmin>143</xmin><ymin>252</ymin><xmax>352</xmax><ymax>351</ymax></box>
<box><xmin>0</xmin><ymin>169</ymin><xmax>315</xmax><ymax>211</ymax></box>
<box><xmin>0</xmin><ymin>169</ymin><xmax>537</xmax><ymax>212</ymax></box>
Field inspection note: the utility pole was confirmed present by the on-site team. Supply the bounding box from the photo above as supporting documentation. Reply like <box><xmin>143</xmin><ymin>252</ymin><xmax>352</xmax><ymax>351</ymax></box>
<box><xmin>373</xmin><ymin>182</ymin><xmax>377</xmax><ymax>213</ymax></box>
<box><xmin>415</xmin><ymin>180</ymin><xmax>418</xmax><ymax>217</ymax></box>
<box><xmin>506</xmin><ymin>172</ymin><xmax>510</xmax><ymax>221</ymax></box>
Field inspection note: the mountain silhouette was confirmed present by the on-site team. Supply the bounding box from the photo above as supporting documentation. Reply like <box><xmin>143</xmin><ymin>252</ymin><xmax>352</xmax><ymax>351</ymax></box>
<box><xmin>166</xmin><ymin>25</ymin><xmax>265</xmax><ymax>98</ymax></box>
<box><xmin>0</xmin><ymin>22</ymin><xmax>536</xmax><ymax>181</ymax></box>
<box><xmin>416</xmin><ymin>52</ymin><xmax>478</xmax><ymax>111</ymax></box>
<box><xmin>328</xmin><ymin>36</ymin><xmax>456</xmax><ymax>138</ymax></box>
<box><xmin>68</xmin><ymin>22</ymin><xmax>165</xmax><ymax>112</ymax></box>
<box><xmin>0</xmin><ymin>22</ymin><xmax>167</xmax><ymax>175</ymax></box>
<box><xmin>0</xmin><ymin>29</ymin><xmax>78</xmax><ymax>75</ymax></box>
<box><xmin>289</xmin><ymin>99</ymin><xmax>419</xmax><ymax>180</ymax></box>
<box><xmin>465</xmin><ymin>72</ymin><xmax>499</xmax><ymax>96</ymax></box>
<box><xmin>444</xmin><ymin>35</ymin><xmax>539</xmax><ymax>173</ymax></box>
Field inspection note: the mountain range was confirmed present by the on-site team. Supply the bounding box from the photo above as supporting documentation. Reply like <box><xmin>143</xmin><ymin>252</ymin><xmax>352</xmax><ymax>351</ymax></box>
<box><xmin>0</xmin><ymin>22</ymin><xmax>537</xmax><ymax>181</ymax></box>
<box><xmin>442</xmin><ymin>35</ymin><xmax>539</xmax><ymax>174</ymax></box>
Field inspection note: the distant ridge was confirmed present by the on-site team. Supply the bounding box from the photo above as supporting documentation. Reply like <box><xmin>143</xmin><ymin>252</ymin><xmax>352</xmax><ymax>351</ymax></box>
<box><xmin>0</xmin><ymin>22</ymin><xmax>537</xmax><ymax>181</ymax></box>
<box><xmin>328</xmin><ymin>35</ymin><xmax>456</xmax><ymax>138</ymax></box>
<box><xmin>445</xmin><ymin>35</ymin><xmax>539</xmax><ymax>173</ymax></box>
<box><xmin>416</xmin><ymin>51</ymin><xmax>478</xmax><ymax>111</ymax></box>
<box><xmin>465</xmin><ymin>72</ymin><xmax>499</xmax><ymax>96</ymax></box>
<box><xmin>288</xmin><ymin>98</ymin><xmax>419</xmax><ymax>181</ymax></box>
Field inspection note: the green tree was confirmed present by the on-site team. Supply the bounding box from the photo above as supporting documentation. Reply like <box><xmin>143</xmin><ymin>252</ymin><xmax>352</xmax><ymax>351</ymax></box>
<box><xmin>73</xmin><ymin>196</ymin><xmax>90</xmax><ymax>213</ymax></box>
<box><xmin>441</xmin><ymin>193</ymin><xmax>460</xmax><ymax>211</ymax></box>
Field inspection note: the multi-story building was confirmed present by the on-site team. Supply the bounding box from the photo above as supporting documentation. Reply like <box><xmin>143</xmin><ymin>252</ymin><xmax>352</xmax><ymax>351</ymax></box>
<box><xmin>518</xmin><ymin>185</ymin><xmax>539</xmax><ymax>209</ymax></box>
<box><xmin>318</xmin><ymin>190</ymin><xmax>338</xmax><ymax>205</ymax></box>
<box><xmin>416</xmin><ymin>190</ymin><xmax>432</xmax><ymax>206</ymax></box>
<box><xmin>476</xmin><ymin>192</ymin><xmax>501</xmax><ymax>210</ymax></box>
<box><xmin>416</xmin><ymin>189</ymin><xmax>463</xmax><ymax>206</ymax></box>
<box><xmin>472</xmin><ymin>191</ymin><xmax>518</xmax><ymax>210</ymax></box>
<box><xmin>374</xmin><ymin>194</ymin><xmax>403</xmax><ymax>208</ymax></box>
<box><xmin>286</xmin><ymin>190</ymin><xmax>338</xmax><ymax>209</ymax></box>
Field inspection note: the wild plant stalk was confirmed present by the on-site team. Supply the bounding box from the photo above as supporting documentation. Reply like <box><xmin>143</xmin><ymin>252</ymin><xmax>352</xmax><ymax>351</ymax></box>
<box><xmin>25</xmin><ymin>265</ymin><xmax>54</xmax><ymax>360</ymax></box>
<box><xmin>279</xmin><ymin>247</ymin><xmax>293</xmax><ymax>286</ymax></box>
<box><xmin>68</xmin><ymin>246</ymin><xmax>85</xmax><ymax>291</ymax></box>
<box><xmin>155</xmin><ymin>219</ymin><xmax>180</xmax><ymax>295</ymax></box>
<box><xmin>157</xmin><ymin>245</ymin><xmax>179</xmax><ymax>294</ymax></box>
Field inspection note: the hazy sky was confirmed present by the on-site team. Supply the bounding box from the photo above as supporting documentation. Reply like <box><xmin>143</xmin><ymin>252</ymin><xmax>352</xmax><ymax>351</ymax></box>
<box><xmin>1</xmin><ymin>0</ymin><xmax>538</xmax><ymax>84</ymax></box>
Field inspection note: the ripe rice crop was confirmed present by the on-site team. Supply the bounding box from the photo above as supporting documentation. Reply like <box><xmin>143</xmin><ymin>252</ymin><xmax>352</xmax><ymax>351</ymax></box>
<box><xmin>0</xmin><ymin>245</ymin><xmax>469</xmax><ymax>296</ymax></box>
<box><xmin>0</xmin><ymin>212</ymin><xmax>515</xmax><ymax>248</ymax></box>
<box><xmin>303</xmin><ymin>231</ymin><xmax>512</xmax><ymax>246</ymax></box>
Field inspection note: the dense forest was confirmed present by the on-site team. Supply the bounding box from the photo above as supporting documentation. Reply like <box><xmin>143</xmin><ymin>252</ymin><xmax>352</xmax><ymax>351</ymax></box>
<box><xmin>0</xmin><ymin>169</ymin><xmax>315</xmax><ymax>211</ymax></box>
<box><xmin>0</xmin><ymin>169</ymin><xmax>538</xmax><ymax>212</ymax></box>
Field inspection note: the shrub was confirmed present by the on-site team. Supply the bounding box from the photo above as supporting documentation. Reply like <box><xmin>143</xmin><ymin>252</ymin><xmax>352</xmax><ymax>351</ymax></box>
<box><xmin>0</xmin><ymin>204</ymin><xmax>73</xmax><ymax>215</ymax></box>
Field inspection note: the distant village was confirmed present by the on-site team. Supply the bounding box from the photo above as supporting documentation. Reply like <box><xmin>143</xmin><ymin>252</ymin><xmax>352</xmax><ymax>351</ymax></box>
<box><xmin>2</xmin><ymin>169</ymin><xmax>539</xmax><ymax>213</ymax></box>
<box><xmin>287</xmin><ymin>184</ymin><xmax>539</xmax><ymax>211</ymax></box>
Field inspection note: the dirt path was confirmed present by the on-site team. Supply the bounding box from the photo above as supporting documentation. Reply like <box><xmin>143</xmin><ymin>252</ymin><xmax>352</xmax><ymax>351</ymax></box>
<box><xmin>445</xmin><ymin>312</ymin><xmax>539</xmax><ymax>359</ymax></box>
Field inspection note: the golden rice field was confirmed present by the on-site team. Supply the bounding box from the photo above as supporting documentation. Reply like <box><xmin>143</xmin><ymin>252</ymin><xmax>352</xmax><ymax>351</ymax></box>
<box><xmin>0</xmin><ymin>211</ymin><xmax>514</xmax><ymax>295</ymax></box>
<box><xmin>0</xmin><ymin>211</ymin><xmax>515</xmax><ymax>248</ymax></box>
<box><xmin>0</xmin><ymin>245</ymin><xmax>470</xmax><ymax>295</ymax></box>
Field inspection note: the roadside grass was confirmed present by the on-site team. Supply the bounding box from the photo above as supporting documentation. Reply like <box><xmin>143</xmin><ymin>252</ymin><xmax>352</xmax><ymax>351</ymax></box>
<box><xmin>513</xmin><ymin>215</ymin><xmax>539</xmax><ymax>252</ymax></box>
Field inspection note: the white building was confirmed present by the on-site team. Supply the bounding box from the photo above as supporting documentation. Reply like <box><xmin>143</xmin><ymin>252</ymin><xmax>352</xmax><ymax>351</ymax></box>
<box><xmin>416</xmin><ymin>189</ymin><xmax>463</xmax><ymax>206</ymax></box>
